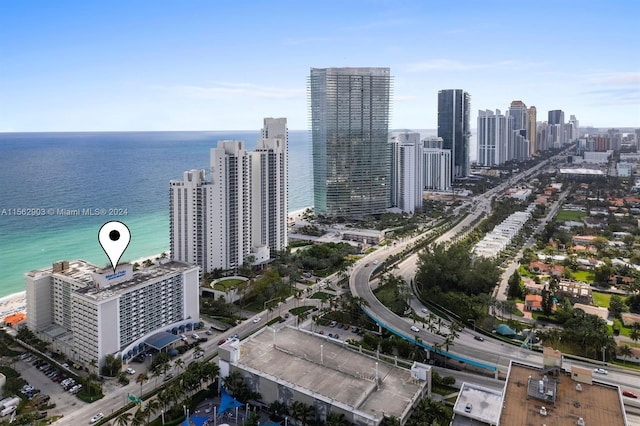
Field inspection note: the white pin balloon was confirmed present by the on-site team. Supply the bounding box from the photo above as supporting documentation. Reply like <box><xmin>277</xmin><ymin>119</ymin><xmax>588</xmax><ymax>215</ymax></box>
<box><xmin>98</xmin><ymin>221</ymin><xmax>131</xmax><ymax>274</ymax></box>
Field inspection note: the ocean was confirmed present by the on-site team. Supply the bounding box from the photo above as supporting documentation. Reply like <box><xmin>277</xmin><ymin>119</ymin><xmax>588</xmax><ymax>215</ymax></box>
<box><xmin>0</xmin><ymin>131</ymin><xmax>312</xmax><ymax>299</ymax></box>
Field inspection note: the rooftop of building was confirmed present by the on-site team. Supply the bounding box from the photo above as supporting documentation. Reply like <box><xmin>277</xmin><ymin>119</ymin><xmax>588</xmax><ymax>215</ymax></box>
<box><xmin>235</xmin><ymin>326</ymin><xmax>425</xmax><ymax>422</ymax></box>
<box><xmin>499</xmin><ymin>362</ymin><xmax>626</xmax><ymax>426</ymax></box>
<box><xmin>451</xmin><ymin>382</ymin><xmax>503</xmax><ymax>425</ymax></box>
<box><xmin>28</xmin><ymin>259</ymin><xmax>194</xmax><ymax>301</ymax></box>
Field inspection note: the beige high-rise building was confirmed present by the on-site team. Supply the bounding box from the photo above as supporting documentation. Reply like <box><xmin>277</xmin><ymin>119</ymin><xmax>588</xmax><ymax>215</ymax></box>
<box><xmin>170</xmin><ymin>118</ymin><xmax>288</xmax><ymax>272</ymax></box>
<box><xmin>528</xmin><ymin>106</ymin><xmax>537</xmax><ymax>155</ymax></box>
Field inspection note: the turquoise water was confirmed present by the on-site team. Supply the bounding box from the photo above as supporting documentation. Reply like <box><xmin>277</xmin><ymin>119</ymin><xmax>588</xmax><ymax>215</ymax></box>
<box><xmin>0</xmin><ymin>131</ymin><xmax>312</xmax><ymax>298</ymax></box>
<box><xmin>4</xmin><ymin>212</ymin><xmax>169</xmax><ymax>289</ymax></box>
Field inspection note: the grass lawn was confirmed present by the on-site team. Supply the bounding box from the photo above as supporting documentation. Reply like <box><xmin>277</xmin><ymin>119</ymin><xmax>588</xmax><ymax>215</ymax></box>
<box><xmin>555</xmin><ymin>210</ymin><xmax>587</xmax><ymax>222</ymax></box>
<box><xmin>592</xmin><ymin>291</ymin><xmax>611</xmax><ymax>308</ymax></box>
<box><xmin>572</xmin><ymin>270</ymin><xmax>594</xmax><ymax>283</ymax></box>
<box><xmin>289</xmin><ymin>306</ymin><xmax>314</xmax><ymax>315</ymax></box>
<box><xmin>212</xmin><ymin>278</ymin><xmax>245</xmax><ymax>290</ymax></box>
<box><xmin>310</xmin><ymin>291</ymin><xmax>334</xmax><ymax>300</ymax></box>
<box><xmin>518</xmin><ymin>265</ymin><xmax>536</xmax><ymax>278</ymax></box>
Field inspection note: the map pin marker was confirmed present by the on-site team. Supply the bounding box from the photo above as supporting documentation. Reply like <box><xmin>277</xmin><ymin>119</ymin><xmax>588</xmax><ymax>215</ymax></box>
<box><xmin>99</xmin><ymin>221</ymin><xmax>131</xmax><ymax>274</ymax></box>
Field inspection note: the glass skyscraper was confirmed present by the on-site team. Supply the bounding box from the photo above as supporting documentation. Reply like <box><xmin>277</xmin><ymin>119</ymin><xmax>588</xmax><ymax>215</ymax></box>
<box><xmin>437</xmin><ymin>89</ymin><xmax>470</xmax><ymax>179</ymax></box>
<box><xmin>309</xmin><ymin>67</ymin><xmax>392</xmax><ymax>219</ymax></box>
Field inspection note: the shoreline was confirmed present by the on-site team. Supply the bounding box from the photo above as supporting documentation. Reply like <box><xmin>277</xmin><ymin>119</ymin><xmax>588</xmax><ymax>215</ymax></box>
<box><xmin>2</xmin><ymin>206</ymin><xmax>313</xmax><ymax>323</ymax></box>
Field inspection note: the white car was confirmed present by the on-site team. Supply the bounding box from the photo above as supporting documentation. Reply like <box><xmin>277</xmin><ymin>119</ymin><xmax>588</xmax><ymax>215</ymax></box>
<box><xmin>252</xmin><ymin>317</ymin><xmax>261</xmax><ymax>323</ymax></box>
<box><xmin>421</xmin><ymin>308</ymin><xmax>429</xmax><ymax>314</ymax></box>
<box><xmin>594</xmin><ymin>367</ymin><xmax>608</xmax><ymax>375</ymax></box>
<box><xmin>410</xmin><ymin>325</ymin><xmax>420</xmax><ymax>333</ymax></box>
<box><xmin>125</xmin><ymin>367</ymin><xmax>136</xmax><ymax>375</ymax></box>
<box><xmin>89</xmin><ymin>412</ymin><xmax>104</xmax><ymax>424</ymax></box>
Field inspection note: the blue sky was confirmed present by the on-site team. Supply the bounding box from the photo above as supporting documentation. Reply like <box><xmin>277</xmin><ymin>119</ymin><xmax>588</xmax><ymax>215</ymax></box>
<box><xmin>1</xmin><ymin>0</ymin><xmax>638</xmax><ymax>131</ymax></box>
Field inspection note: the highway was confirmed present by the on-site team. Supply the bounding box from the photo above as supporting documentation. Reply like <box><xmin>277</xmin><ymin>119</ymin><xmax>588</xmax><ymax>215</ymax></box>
<box><xmin>349</xmin><ymin>153</ymin><xmax>640</xmax><ymax>409</ymax></box>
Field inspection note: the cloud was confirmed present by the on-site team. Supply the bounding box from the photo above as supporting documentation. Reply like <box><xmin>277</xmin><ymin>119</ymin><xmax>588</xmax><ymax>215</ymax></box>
<box><xmin>155</xmin><ymin>82</ymin><xmax>305</xmax><ymax>100</ymax></box>
<box><xmin>404</xmin><ymin>59</ymin><xmax>545</xmax><ymax>72</ymax></box>
<box><xmin>581</xmin><ymin>87</ymin><xmax>640</xmax><ymax>106</ymax></box>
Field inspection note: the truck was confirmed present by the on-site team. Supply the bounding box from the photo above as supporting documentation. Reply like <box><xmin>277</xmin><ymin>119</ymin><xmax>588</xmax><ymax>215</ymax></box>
<box><xmin>0</xmin><ymin>397</ymin><xmax>21</xmax><ymax>410</ymax></box>
<box><xmin>0</xmin><ymin>406</ymin><xmax>16</xmax><ymax>417</ymax></box>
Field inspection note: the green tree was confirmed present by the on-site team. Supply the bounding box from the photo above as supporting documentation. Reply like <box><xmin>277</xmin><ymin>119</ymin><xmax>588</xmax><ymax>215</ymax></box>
<box><xmin>130</xmin><ymin>408</ymin><xmax>146</xmax><ymax>426</ymax></box>
<box><xmin>113</xmin><ymin>411</ymin><xmax>132</xmax><ymax>426</ymax></box>
<box><xmin>593</xmin><ymin>263</ymin><xmax>613</xmax><ymax>286</ymax></box>
<box><xmin>507</xmin><ymin>270</ymin><xmax>523</xmax><ymax>299</ymax></box>
<box><xmin>143</xmin><ymin>398</ymin><xmax>160</xmax><ymax>425</ymax></box>
<box><xmin>406</xmin><ymin>397</ymin><xmax>452</xmax><ymax>426</ymax></box>
<box><xmin>541</xmin><ymin>288</ymin><xmax>554</xmax><ymax>316</ymax></box>
<box><xmin>136</xmin><ymin>373</ymin><xmax>148</xmax><ymax>397</ymax></box>
<box><xmin>618</xmin><ymin>344</ymin><xmax>633</xmax><ymax>365</ymax></box>
<box><xmin>609</xmin><ymin>295</ymin><xmax>626</xmax><ymax>319</ymax></box>
<box><xmin>630</xmin><ymin>323</ymin><xmax>640</xmax><ymax>344</ymax></box>
<box><xmin>325</xmin><ymin>412</ymin><xmax>350</xmax><ymax>426</ymax></box>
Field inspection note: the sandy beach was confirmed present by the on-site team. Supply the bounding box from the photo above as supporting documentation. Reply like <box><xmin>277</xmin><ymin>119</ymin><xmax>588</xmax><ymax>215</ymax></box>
<box><xmin>0</xmin><ymin>292</ymin><xmax>27</xmax><ymax>323</ymax></box>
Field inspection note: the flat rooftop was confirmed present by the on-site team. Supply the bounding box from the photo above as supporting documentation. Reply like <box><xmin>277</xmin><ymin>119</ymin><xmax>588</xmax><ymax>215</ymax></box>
<box><xmin>30</xmin><ymin>259</ymin><xmax>193</xmax><ymax>301</ymax></box>
<box><xmin>500</xmin><ymin>363</ymin><xmax>626</xmax><ymax>426</ymax></box>
<box><xmin>452</xmin><ymin>382</ymin><xmax>503</xmax><ymax>425</ymax></box>
<box><xmin>237</xmin><ymin>326</ymin><xmax>425</xmax><ymax>421</ymax></box>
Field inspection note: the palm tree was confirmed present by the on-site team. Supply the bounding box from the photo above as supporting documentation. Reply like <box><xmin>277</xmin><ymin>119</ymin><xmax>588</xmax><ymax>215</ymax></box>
<box><xmin>136</xmin><ymin>373</ymin><xmax>149</xmax><ymax>397</ymax></box>
<box><xmin>631</xmin><ymin>323</ymin><xmax>640</xmax><ymax>344</ymax></box>
<box><xmin>130</xmin><ymin>408</ymin><xmax>146</xmax><ymax>426</ymax></box>
<box><xmin>407</xmin><ymin>397</ymin><xmax>451</xmax><ymax>426</ymax></box>
<box><xmin>151</xmin><ymin>368</ymin><xmax>162</xmax><ymax>387</ymax></box>
<box><xmin>144</xmin><ymin>398</ymin><xmax>160</xmax><ymax>425</ymax></box>
<box><xmin>157</xmin><ymin>388</ymin><xmax>172</xmax><ymax>418</ymax></box>
<box><xmin>174</xmin><ymin>358</ymin><xmax>185</xmax><ymax>374</ymax></box>
<box><xmin>298</xmin><ymin>403</ymin><xmax>314</xmax><ymax>426</ymax></box>
<box><xmin>198</xmin><ymin>360</ymin><xmax>219</xmax><ymax>389</ymax></box>
<box><xmin>89</xmin><ymin>358</ymin><xmax>98</xmax><ymax>375</ymax></box>
<box><xmin>113</xmin><ymin>411</ymin><xmax>132</xmax><ymax>426</ymax></box>
<box><xmin>618</xmin><ymin>344</ymin><xmax>634</xmax><ymax>365</ymax></box>
<box><xmin>383</xmin><ymin>416</ymin><xmax>401</xmax><ymax>426</ymax></box>
<box><xmin>223</xmin><ymin>370</ymin><xmax>244</xmax><ymax>396</ymax></box>
<box><xmin>325</xmin><ymin>411</ymin><xmax>349</xmax><ymax>426</ymax></box>
<box><xmin>268</xmin><ymin>401</ymin><xmax>289</xmax><ymax>421</ymax></box>
<box><xmin>290</xmin><ymin>401</ymin><xmax>303</xmax><ymax>425</ymax></box>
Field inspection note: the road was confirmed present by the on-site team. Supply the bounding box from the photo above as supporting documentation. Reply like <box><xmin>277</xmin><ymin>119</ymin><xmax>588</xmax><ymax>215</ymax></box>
<box><xmin>56</xmin><ymin>296</ymin><xmax>321</xmax><ymax>425</ymax></box>
<box><xmin>349</xmin><ymin>152</ymin><xmax>640</xmax><ymax>410</ymax></box>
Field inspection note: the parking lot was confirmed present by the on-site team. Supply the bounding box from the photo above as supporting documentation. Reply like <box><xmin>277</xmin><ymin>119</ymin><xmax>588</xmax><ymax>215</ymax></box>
<box><xmin>303</xmin><ymin>320</ymin><xmax>364</xmax><ymax>342</ymax></box>
<box><xmin>15</xmin><ymin>356</ymin><xmax>87</xmax><ymax>418</ymax></box>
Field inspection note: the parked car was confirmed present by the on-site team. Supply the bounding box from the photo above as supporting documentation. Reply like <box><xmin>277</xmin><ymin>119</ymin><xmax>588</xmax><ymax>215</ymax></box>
<box><xmin>252</xmin><ymin>317</ymin><xmax>261</xmax><ymax>323</ymax></box>
<box><xmin>623</xmin><ymin>390</ymin><xmax>638</xmax><ymax>398</ymax></box>
<box><xmin>205</xmin><ymin>330</ymin><xmax>213</xmax><ymax>335</ymax></box>
<box><xmin>593</xmin><ymin>368</ymin><xmax>608</xmax><ymax>375</ymax></box>
<box><xmin>329</xmin><ymin>321</ymin><xmax>337</xmax><ymax>327</ymax></box>
<box><xmin>421</xmin><ymin>308</ymin><xmax>429</xmax><ymax>314</ymax></box>
<box><xmin>126</xmin><ymin>367</ymin><xmax>136</xmax><ymax>375</ymax></box>
<box><xmin>163</xmin><ymin>374</ymin><xmax>173</xmax><ymax>382</ymax></box>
